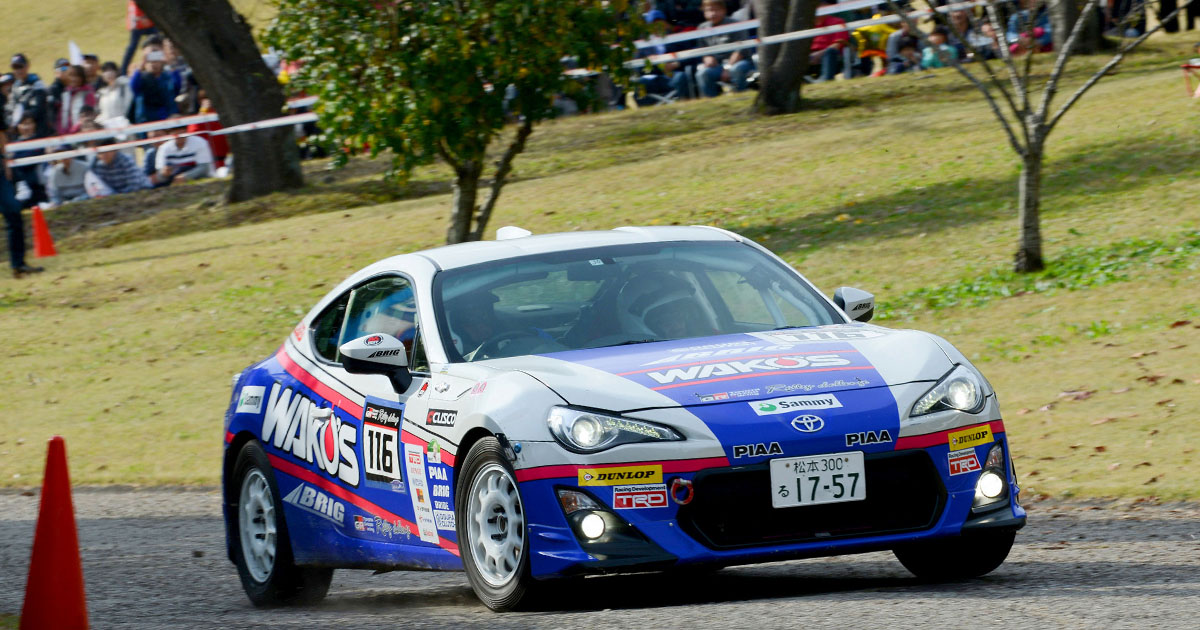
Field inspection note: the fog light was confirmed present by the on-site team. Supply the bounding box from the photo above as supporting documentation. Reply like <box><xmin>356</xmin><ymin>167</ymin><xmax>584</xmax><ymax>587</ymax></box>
<box><xmin>580</xmin><ymin>512</ymin><xmax>606</xmax><ymax>539</ymax></box>
<box><xmin>978</xmin><ymin>471</ymin><xmax>1005</xmax><ymax>499</ymax></box>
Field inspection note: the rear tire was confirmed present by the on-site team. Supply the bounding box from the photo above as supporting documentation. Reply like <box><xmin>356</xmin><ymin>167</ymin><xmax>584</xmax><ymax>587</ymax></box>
<box><xmin>231</xmin><ymin>440</ymin><xmax>333</xmax><ymax>607</ymax></box>
<box><xmin>893</xmin><ymin>530</ymin><xmax>1016</xmax><ymax>581</ymax></box>
<box><xmin>456</xmin><ymin>437</ymin><xmax>534</xmax><ymax>611</ymax></box>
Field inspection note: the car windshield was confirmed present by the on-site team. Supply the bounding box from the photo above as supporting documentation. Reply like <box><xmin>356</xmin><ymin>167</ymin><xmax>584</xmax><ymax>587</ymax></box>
<box><xmin>434</xmin><ymin>240</ymin><xmax>844</xmax><ymax>362</ymax></box>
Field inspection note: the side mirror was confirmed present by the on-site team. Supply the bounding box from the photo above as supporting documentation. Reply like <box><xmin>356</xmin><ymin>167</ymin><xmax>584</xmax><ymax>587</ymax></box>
<box><xmin>339</xmin><ymin>333</ymin><xmax>412</xmax><ymax>393</ymax></box>
<box><xmin>834</xmin><ymin>287</ymin><xmax>875</xmax><ymax>322</ymax></box>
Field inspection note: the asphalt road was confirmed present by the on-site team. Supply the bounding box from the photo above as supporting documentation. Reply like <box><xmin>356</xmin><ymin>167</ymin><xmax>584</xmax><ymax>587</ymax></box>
<box><xmin>0</xmin><ymin>490</ymin><xmax>1197</xmax><ymax>630</ymax></box>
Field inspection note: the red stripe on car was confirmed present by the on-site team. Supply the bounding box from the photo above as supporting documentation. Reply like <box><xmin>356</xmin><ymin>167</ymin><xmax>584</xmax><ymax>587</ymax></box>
<box><xmin>267</xmin><ymin>453</ymin><xmax>461</xmax><ymax>557</ymax></box>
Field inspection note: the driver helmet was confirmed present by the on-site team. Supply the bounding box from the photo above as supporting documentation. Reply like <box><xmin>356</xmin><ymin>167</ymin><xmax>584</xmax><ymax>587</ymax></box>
<box><xmin>361</xmin><ymin>287</ymin><xmax>417</xmax><ymax>342</ymax></box>
<box><xmin>617</xmin><ymin>272</ymin><xmax>706</xmax><ymax>339</ymax></box>
<box><xmin>446</xmin><ymin>291</ymin><xmax>498</xmax><ymax>354</ymax></box>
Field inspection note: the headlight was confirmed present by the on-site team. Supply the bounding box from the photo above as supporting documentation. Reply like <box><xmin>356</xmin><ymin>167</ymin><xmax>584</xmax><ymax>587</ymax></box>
<box><xmin>911</xmin><ymin>365</ymin><xmax>987</xmax><ymax>417</ymax></box>
<box><xmin>547</xmin><ymin>407</ymin><xmax>682</xmax><ymax>453</ymax></box>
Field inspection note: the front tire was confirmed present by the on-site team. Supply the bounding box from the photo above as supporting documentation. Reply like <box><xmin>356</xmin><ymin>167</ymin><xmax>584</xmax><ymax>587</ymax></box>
<box><xmin>231</xmin><ymin>440</ymin><xmax>333</xmax><ymax>607</ymax></box>
<box><xmin>456</xmin><ymin>437</ymin><xmax>533</xmax><ymax>611</ymax></box>
<box><xmin>893</xmin><ymin>530</ymin><xmax>1016</xmax><ymax>581</ymax></box>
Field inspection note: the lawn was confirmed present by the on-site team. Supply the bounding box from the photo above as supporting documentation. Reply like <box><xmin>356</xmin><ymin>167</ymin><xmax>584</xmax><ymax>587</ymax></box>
<box><xmin>0</xmin><ymin>33</ymin><xmax>1196</xmax><ymax>500</ymax></box>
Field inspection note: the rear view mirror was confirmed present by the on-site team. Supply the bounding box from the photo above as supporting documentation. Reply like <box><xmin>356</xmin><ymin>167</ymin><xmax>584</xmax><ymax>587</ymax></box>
<box><xmin>834</xmin><ymin>287</ymin><xmax>875</xmax><ymax>322</ymax></box>
<box><xmin>339</xmin><ymin>333</ymin><xmax>412</xmax><ymax>392</ymax></box>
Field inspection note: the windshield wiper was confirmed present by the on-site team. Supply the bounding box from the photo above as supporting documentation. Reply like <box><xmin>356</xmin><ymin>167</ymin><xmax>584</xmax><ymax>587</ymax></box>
<box><xmin>593</xmin><ymin>338</ymin><xmax>663</xmax><ymax>348</ymax></box>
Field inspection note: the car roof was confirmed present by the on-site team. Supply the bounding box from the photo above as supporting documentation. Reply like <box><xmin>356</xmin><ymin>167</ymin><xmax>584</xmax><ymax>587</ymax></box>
<box><xmin>387</xmin><ymin>225</ymin><xmax>742</xmax><ymax>272</ymax></box>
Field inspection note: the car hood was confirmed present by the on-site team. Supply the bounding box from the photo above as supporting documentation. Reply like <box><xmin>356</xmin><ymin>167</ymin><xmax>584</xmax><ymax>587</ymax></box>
<box><xmin>497</xmin><ymin>324</ymin><xmax>954</xmax><ymax>413</ymax></box>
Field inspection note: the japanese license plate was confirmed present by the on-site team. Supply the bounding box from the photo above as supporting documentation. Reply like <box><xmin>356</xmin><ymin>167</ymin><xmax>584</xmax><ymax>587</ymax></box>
<box><xmin>769</xmin><ymin>451</ymin><xmax>866</xmax><ymax>508</ymax></box>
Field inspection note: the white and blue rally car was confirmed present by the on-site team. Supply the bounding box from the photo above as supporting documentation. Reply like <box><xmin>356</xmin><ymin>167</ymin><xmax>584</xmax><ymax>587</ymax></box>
<box><xmin>222</xmin><ymin>226</ymin><xmax>1024</xmax><ymax>610</ymax></box>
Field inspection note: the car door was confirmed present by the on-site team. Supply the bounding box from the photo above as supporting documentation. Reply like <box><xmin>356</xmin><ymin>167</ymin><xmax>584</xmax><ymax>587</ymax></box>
<box><xmin>301</xmin><ymin>274</ymin><xmax>448</xmax><ymax>551</ymax></box>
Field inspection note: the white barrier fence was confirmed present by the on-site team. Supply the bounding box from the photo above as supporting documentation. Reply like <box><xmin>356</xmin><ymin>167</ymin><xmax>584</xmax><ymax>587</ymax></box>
<box><xmin>634</xmin><ymin>0</ymin><xmax>891</xmax><ymax>49</ymax></box>
<box><xmin>627</xmin><ymin>0</ymin><xmax>995</xmax><ymax>68</ymax></box>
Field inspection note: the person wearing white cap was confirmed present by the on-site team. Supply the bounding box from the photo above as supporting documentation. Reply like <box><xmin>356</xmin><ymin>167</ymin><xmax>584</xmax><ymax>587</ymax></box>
<box><xmin>129</xmin><ymin>48</ymin><xmax>180</xmax><ymax>123</ymax></box>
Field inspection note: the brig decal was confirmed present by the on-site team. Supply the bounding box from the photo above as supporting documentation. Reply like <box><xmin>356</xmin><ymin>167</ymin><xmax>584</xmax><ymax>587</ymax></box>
<box><xmin>282</xmin><ymin>483</ymin><xmax>344</xmax><ymax>526</ymax></box>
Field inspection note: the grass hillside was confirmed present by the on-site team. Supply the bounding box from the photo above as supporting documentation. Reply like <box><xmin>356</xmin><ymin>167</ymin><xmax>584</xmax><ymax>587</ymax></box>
<box><xmin>0</xmin><ymin>34</ymin><xmax>1197</xmax><ymax>500</ymax></box>
<box><xmin>1</xmin><ymin>0</ymin><xmax>273</xmax><ymax>78</ymax></box>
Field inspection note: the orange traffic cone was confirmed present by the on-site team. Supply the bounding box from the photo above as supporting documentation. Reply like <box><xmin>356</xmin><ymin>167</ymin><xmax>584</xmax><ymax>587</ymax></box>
<box><xmin>30</xmin><ymin>205</ymin><xmax>56</xmax><ymax>258</ymax></box>
<box><xmin>20</xmin><ymin>436</ymin><xmax>88</xmax><ymax>630</ymax></box>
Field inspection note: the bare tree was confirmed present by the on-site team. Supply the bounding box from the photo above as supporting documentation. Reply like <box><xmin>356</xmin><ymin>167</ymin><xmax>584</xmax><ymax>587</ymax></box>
<box><xmin>137</xmin><ymin>0</ymin><xmax>304</xmax><ymax>203</ymax></box>
<box><xmin>753</xmin><ymin>0</ymin><xmax>821</xmax><ymax>114</ymax></box>
<box><xmin>885</xmin><ymin>0</ymin><xmax>1196</xmax><ymax>272</ymax></box>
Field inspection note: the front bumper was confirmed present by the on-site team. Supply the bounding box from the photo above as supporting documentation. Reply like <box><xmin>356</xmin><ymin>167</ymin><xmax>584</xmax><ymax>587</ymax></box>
<box><xmin>520</xmin><ymin>434</ymin><xmax>1026</xmax><ymax>579</ymax></box>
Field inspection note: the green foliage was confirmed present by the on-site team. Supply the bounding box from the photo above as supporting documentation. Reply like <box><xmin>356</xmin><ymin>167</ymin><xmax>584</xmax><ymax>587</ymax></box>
<box><xmin>878</xmin><ymin>230</ymin><xmax>1200</xmax><ymax>319</ymax></box>
<box><xmin>266</xmin><ymin>0</ymin><xmax>641</xmax><ymax>176</ymax></box>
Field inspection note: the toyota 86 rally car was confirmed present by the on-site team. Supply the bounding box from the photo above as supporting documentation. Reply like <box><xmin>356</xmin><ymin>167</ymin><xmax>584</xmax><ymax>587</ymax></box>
<box><xmin>222</xmin><ymin>225</ymin><xmax>1025</xmax><ymax>611</ymax></box>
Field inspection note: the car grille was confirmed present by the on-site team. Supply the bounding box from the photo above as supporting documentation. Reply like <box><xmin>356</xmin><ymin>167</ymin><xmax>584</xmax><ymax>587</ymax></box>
<box><xmin>677</xmin><ymin>451</ymin><xmax>946</xmax><ymax>550</ymax></box>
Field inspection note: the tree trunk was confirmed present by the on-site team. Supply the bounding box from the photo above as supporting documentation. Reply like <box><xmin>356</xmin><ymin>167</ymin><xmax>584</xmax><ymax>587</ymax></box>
<box><xmin>752</xmin><ymin>0</ymin><xmax>819</xmax><ymax>115</ymax></box>
<box><xmin>1014</xmin><ymin>149</ymin><xmax>1046</xmax><ymax>272</ymax></box>
<box><xmin>1050</xmin><ymin>0</ymin><xmax>1101</xmax><ymax>55</ymax></box>
<box><xmin>469</xmin><ymin>119</ymin><xmax>534</xmax><ymax>242</ymax></box>
<box><xmin>135</xmin><ymin>0</ymin><xmax>304</xmax><ymax>203</ymax></box>
<box><xmin>447</xmin><ymin>161</ymin><xmax>481</xmax><ymax>244</ymax></box>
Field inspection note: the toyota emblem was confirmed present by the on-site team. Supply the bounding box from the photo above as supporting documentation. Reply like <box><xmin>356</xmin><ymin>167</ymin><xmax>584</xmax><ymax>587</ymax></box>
<box><xmin>790</xmin><ymin>415</ymin><xmax>825</xmax><ymax>433</ymax></box>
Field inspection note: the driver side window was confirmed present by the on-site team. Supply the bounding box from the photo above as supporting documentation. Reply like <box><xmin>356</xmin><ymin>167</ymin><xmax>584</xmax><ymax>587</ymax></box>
<box><xmin>339</xmin><ymin>276</ymin><xmax>428</xmax><ymax>372</ymax></box>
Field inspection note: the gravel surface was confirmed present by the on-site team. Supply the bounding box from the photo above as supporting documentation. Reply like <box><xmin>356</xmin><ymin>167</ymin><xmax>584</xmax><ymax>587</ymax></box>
<box><xmin>0</xmin><ymin>490</ymin><xmax>1197</xmax><ymax>629</ymax></box>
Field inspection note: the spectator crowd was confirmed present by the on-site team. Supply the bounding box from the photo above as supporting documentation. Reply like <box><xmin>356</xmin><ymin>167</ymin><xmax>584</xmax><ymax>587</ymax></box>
<box><xmin>630</xmin><ymin>0</ymin><xmax>1166</xmax><ymax>104</ymax></box>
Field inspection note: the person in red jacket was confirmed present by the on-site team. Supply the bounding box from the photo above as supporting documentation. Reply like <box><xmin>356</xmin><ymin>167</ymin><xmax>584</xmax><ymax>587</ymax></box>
<box><xmin>186</xmin><ymin>96</ymin><xmax>229</xmax><ymax>168</ymax></box>
<box><xmin>121</xmin><ymin>1</ymin><xmax>158</xmax><ymax>75</ymax></box>
<box><xmin>811</xmin><ymin>0</ymin><xmax>853</xmax><ymax>82</ymax></box>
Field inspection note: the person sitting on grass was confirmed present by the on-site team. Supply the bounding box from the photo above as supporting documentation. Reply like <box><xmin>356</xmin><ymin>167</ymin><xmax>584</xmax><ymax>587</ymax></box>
<box><xmin>809</xmin><ymin>0</ymin><xmax>854</xmax><ymax>82</ymax></box>
<box><xmin>694</xmin><ymin>0</ymin><xmax>755</xmax><ymax>97</ymax></box>
<box><xmin>921</xmin><ymin>26</ymin><xmax>959</xmax><ymax>69</ymax></box>
<box><xmin>86</xmin><ymin>138</ymin><xmax>152</xmax><ymax>197</ymax></box>
<box><xmin>154</xmin><ymin>132</ymin><xmax>214</xmax><ymax>185</ymax></box>
<box><xmin>46</xmin><ymin>157</ymin><xmax>90</xmax><ymax>207</ymax></box>
<box><xmin>889</xmin><ymin>36</ymin><xmax>922</xmax><ymax>74</ymax></box>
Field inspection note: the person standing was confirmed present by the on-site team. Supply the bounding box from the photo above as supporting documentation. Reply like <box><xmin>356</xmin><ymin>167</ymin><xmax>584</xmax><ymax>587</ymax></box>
<box><xmin>122</xmin><ymin>0</ymin><xmax>159</xmax><ymax>75</ymax></box>
<box><xmin>56</xmin><ymin>65</ymin><xmax>98</xmax><ymax>135</ymax></box>
<box><xmin>129</xmin><ymin>50</ymin><xmax>179</xmax><ymax>123</ymax></box>
<box><xmin>0</xmin><ymin>132</ymin><xmax>44</xmax><ymax>278</ymax></box>
<box><xmin>9</xmin><ymin>54</ymin><xmax>53</xmax><ymax>137</ymax></box>
<box><xmin>96</xmin><ymin>62</ymin><xmax>133</xmax><ymax>125</ymax></box>
<box><xmin>82</xmin><ymin>54</ymin><xmax>105</xmax><ymax>91</ymax></box>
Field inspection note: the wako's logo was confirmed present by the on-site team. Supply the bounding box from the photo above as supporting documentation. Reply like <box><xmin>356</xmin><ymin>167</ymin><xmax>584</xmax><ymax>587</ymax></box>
<box><xmin>790</xmin><ymin>415</ymin><xmax>825</xmax><ymax>433</ymax></box>
<box><xmin>262</xmin><ymin>383</ymin><xmax>360</xmax><ymax>487</ymax></box>
<box><xmin>364</xmin><ymin>335</ymin><xmax>383</xmax><ymax>346</ymax></box>
<box><xmin>646</xmin><ymin>354</ymin><xmax>852</xmax><ymax>385</ymax></box>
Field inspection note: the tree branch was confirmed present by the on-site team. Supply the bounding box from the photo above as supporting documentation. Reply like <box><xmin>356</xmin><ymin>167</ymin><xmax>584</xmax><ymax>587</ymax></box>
<box><xmin>959</xmin><ymin>10</ymin><xmax>1022</xmax><ymax>113</ymax></box>
<box><xmin>985</xmin><ymin>2</ymin><xmax>1030</xmax><ymax>115</ymax></box>
<box><xmin>436</xmin><ymin>140</ymin><xmax>461</xmax><ymax>172</ymax></box>
<box><xmin>469</xmin><ymin>116</ymin><xmax>535</xmax><ymax>241</ymax></box>
<box><xmin>1047</xmin><ymin>0</ymin><xmax>1197</xmax><ymax>133</ymax></box>
<box><xmin>885</xmin><ymin>0</ymin><xmax>1027</xmax><ymax>157</ymax></box>
<box><xmin>1037</xmin><ymin>0</ymin><xmax>1102</xmax><ymax>118</ymax></box>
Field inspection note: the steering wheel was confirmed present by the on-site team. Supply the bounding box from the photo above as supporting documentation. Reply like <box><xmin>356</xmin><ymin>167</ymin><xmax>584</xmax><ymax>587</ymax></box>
<box><xmin>469</xmin><ymin>329</ymin><xmax>543</xmax><ymax>361</ymax></box>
